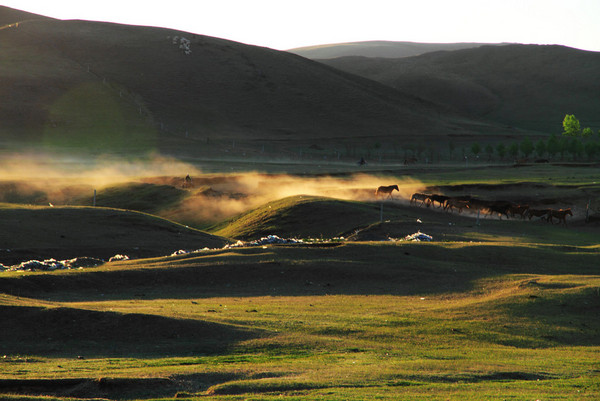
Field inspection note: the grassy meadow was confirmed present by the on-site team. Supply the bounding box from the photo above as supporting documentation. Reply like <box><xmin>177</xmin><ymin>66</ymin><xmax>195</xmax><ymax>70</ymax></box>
<box><xmin>2</xmin><ymin>8</ymin><xmax>599</xmax><ymax>400</ymax></box>
<box><xmin>0</xmin><ymin>161</ymin><xmax>599</xmax><ymax>400</ymax></box>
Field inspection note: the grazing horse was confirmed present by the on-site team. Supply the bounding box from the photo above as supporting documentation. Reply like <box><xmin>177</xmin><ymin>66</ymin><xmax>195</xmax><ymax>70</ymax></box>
<box><xmin>526</xmin><ymin>208</ymin><xmax>551</xmax><ymax>221</ymax></box>
<box><xmin>547</xmin><ymin>208</ymin><xmax>573</xmax><ymax>226</ymax></box>
<box><xmin>376</xmin><ymin>185</ymin><xmax>399</xmax><ymax>199</ymax></box>
<box><xmin>410</xmin><ymin>192</ymin><xmax>430</xmax><ymax>206</ymax></box>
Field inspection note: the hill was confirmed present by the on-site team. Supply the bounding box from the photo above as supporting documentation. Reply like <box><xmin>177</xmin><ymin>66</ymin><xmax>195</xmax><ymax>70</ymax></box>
<box><xmin>319</xmin><ymin>44</ymin><xmax>600</xmax><ymax>133</ymax></box>
<box><xmin>0</xmin><ymin>6</ymin><xmax>51</xmax><ymax>26</ymax></box>
<box><xmin>0</xmin><ymin>204</ymin><xmax>228</xmax><ymax>265</ymax></box>
<box><xmin>207</xmin><ymin>195</ymin><xmax>387</xmax><ymax>240</ymax></box>
<box><xmin>288</xmin><ymin>40</ymin><xmax>502</xmax><ymax>59</ymax></box>
<box><xmin>0</xmin><ymin>6</ymin><xmax>492</xmax><ymax>158</ymax></box>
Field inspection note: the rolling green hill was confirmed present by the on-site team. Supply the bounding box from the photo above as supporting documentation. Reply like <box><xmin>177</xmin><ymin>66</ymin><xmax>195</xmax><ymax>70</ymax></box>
<box><xmin>320</xmin><ymin>44</ymin><xmax>600</xmax><ymax>133</ymax></box>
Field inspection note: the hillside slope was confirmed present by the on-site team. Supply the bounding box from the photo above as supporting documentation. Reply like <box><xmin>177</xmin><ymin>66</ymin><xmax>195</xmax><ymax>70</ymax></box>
<box><xmin>0</xmin><ymin>204</ymin><xmax>228</xmax><ymax>264</ymax></box>
<box><xmin>0</xmin><ymin>6</ymin><xmax>490</xmax><ymax>156</ymax></box>
<box><xmin>208</xmin><ymin>195</ymin><xmax>385</xmax><ymax>240</ymax></box>
<box><xmin>288</xmin><ymin>40</ymin><xmax>500</xmax><ymax>59</ymax></box>
<box><xmin>320</xmin><ymin>44</ymin><xmax>600</xmax><ymax>133</ymax></box>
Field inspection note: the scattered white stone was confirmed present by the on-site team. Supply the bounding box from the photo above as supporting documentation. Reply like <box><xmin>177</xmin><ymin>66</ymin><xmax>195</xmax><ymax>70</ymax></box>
<box><xmin>170</xmin><ymin>249</ymin><xmax>190</xmax><ymax>256</ymax></box>
<box><xmin>109</xmin><ymin>254</ymin><xmax>130</xmax><ymax>262</ymax></box>
<box><xmin>403</xmin><ymin>232</ymin><xmax>433</xmax><ymax>242</ymax></box>
<box><xmin>171</xmin><ymin>35</ymin><xmax>192</xmax><ymax>55</ymax></box>
<box><xmin>62</xmin><ymin>257</ymin><xmax>104</xmax><ymax>268</ymax></box>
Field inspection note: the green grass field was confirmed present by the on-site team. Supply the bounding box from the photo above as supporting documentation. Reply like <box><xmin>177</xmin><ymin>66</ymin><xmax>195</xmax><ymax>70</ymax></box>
<box><xmin>0</xmin><ymin>162</ymin><xmax>599</xmax><ymax>400</ymax></box>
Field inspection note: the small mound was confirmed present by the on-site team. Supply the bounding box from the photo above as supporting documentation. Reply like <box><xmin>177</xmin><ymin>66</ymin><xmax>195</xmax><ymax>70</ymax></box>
<box><xmin>76</xmin><ymin>182</ymin><xmax>187</xmax><ymax>213</ymax></box>
<box><xmin>208</xmin><ymin>195</ymin><xmax>384</xmax><ymax>240</ymax></box>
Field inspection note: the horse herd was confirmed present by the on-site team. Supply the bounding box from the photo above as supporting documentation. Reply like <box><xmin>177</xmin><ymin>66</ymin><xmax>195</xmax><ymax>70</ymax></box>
<box><xmin>410</xmin><ymin>192</ymin><xmax>573</xmax><ymax>225</ymax></box>
<box><xmin>374</xmin><ymin>185</ymin><xmax>573</xmax><ymax>225</ymax></box>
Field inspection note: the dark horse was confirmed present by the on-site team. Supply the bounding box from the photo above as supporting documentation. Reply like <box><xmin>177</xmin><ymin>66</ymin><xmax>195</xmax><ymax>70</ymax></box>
<box><xmin>376</xmin><ymin>185</ymin><xmax>399</xmax><ymax>199</ymax></box>
<box><xmin>547</xmin><ymin>208</ymin><xmax>573</xmax><ymax>226</ymax></box>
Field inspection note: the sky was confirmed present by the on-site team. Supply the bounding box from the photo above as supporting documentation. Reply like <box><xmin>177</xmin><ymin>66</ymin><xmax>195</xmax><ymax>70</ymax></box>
<box><xmin>3</xmin><ymin>0</ymin><xmax>600</xmax><ymax>52</ymax></box>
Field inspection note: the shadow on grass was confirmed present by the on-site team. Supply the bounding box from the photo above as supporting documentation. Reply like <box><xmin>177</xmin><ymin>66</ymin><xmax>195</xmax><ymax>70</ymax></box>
<box><xmin>0</xmin><ymin>373</ymin><xmax>262</xmax><ymax>400</ymax></box>
<box><xmin>0</xmin><ymin>305</ymin><xmax>265</xmax><ymax>358</ymax></box>
<box><xmin>494</xmin><ymin>287</ymin><xmax>600</xmax><ymax>347</ymax></box>
<box><xmin>1</xmin><ymin>243</ymin><xmax>597</xmax><ymax>302</ymax></box>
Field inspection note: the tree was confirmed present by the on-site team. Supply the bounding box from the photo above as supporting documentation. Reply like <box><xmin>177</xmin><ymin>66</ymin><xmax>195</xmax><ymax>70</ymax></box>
<box><xmin>520</xmin><ymin>137</ymin><xmax>534</xmax><ymax>158</ymax></box>
<box><xmin>584</xmin><ymin>142</ymin><xmax>598</xmax><ymax>160</ymax></box>
<box><xmin>448</xmin><ymin>141</ymin><xmax>455</xmax><ymax>160</ymax></box>
<box><xmin>509</xmin><ymin>142</ymin><xmax>520</xmax><ymax>159</ymax></box>
<box><xmin>559</xmin><ymin>136</ymin><xmax>569</xmax><ymax>159</ymax></box>
<box><xmin>582</xmin><ymin>127</ymin><xmax>593</xmax><ymax>137</ymax></box>
<box><xmin>471</xmin><ymin>142</ymin><xmax>481</xmax><ymax>157</ymax></box>
<box><xmin>485</xmin><ymin>144</ymin><xmax>494</xmax><ymax>161</ymax></box>
<box><xmin>569</xmin><ymin>138</ymin><xmax>584</xmax><ymax>160</ymax></box>
<box><xmin>547</xmin><ymin>134</ymin><xmax>560</xmax><ymax>158</ymax></box>
<box><xmin>562</xmin><ymin>114</ymin><xmax>581</xmax><ymax>137</ymax></box>
<box><xmin>496</xmin><ymin>143</ymin><xmax>506</xmax><ymax>160</ymax></box>
<box><xmin>535</xmin><ymin>139</ymin><xmax>547</xmax><ymax>157</ymax></box>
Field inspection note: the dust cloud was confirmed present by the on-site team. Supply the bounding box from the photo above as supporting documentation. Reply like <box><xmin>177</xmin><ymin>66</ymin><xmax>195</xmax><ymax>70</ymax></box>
<box><xmin>159</xmin><ymin>172</ymin><xmax>426</xmax><ymax>224</ymax></box>
<box><xmin>0</xmin><ymin>153</ymin><xmax>426</xmax><ymax>224</ymax></box>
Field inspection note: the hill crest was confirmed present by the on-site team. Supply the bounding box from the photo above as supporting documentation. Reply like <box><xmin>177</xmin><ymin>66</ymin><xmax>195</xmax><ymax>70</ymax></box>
<box><xmin>288</xmin><ymin>40</ymin><xmax>507</xmax><ymax>59</ymax></box>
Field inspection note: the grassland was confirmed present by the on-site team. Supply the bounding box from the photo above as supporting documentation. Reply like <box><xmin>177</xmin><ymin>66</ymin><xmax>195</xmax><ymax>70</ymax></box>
<box><xmin>0</xmin><ymin>161</ymin><xmax>598</xmax><ymax>400</ymax></box>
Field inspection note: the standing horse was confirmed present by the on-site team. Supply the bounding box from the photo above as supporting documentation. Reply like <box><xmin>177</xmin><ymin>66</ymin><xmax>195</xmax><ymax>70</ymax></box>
<box><xmin>376</xmin><ymin>185</ymin><xmax>399</xmax><ymax>199</ymax></box>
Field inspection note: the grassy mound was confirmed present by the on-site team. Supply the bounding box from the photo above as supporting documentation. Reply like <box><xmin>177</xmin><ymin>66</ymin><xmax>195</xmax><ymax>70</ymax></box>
<box><xmin>207</xmin><ymin>195</ymin><xmax>387</xmax><ymax>240</ymax></box>
<box><xmin>0</xmin><ymin>204</ymin><xmax>228</xmax><ymax>264</ymax></box>
<box><xmin>75</xmin><ymin>182</ymin><xmax>187</xmax><ymax>214</ymax></box>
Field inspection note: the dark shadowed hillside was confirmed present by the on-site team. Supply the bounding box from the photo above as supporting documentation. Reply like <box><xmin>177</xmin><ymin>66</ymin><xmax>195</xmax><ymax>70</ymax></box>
<box><xmin>0</xmin><ymin>6</ymin><xmax>495</xmax><ymax>157</ymax></box>
<box><xmin>320</xmin><ymin>45</ymin><xmax>600</xmax><ymax>133</ymax></box>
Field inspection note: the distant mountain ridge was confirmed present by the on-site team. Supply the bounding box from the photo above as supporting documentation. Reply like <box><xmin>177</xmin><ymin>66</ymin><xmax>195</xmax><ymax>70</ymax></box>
<box><xmin>318</xmin><ymin>44</ymin><xmax>600</xmax><ymax>133</ymax></box>
<box><xmin>288</xmin><ymin>40</ymin><xmax>507</xmax><ymax>59</ymax></box>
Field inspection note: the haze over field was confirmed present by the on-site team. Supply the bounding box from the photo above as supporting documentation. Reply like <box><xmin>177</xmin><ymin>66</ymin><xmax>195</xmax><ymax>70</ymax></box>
<box><xmin>0</xmin><ymin>153</ymin><xmax>425</xmax><ymax>224</ymax></box>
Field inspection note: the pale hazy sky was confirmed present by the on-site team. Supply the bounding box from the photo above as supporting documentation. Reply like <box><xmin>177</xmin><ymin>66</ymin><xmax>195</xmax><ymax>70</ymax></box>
<box><xmin>3</xmin><ymin>0</ymin><xmax>600</xmax><ymax>52</ymax></box>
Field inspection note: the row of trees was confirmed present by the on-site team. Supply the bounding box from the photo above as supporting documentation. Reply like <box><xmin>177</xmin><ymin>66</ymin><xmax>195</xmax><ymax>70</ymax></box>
<box><xmin>469</xmin><ymin>114</ymin><xmax>600</xmax><ymax>161</ymax></box>
<box><xmin>470</xmin><ymin>135</ymin><xmax>600</xmax><ymax>161</ymax></box>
